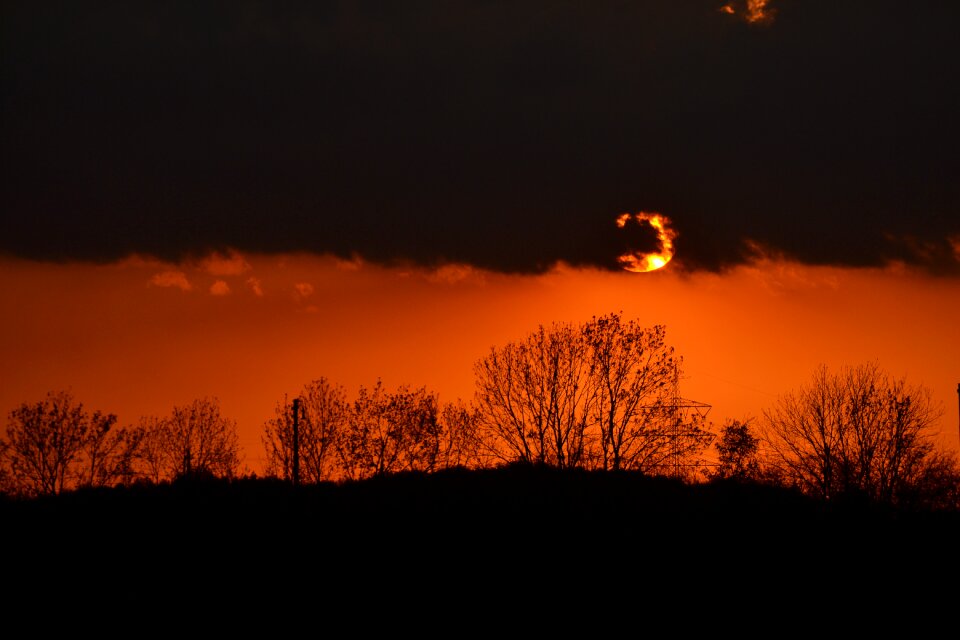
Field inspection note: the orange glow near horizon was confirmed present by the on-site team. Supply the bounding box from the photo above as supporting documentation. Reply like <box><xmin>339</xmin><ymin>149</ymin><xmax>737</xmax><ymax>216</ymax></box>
<box><xmin>616</xmin><ymin>212</ymin><xmax>677</xmax><ymax>272</ymax></box>
<box><xmin>1</xmin><ymin>251</ymin><xmax>958</xmax><ymax>474</ymax></box>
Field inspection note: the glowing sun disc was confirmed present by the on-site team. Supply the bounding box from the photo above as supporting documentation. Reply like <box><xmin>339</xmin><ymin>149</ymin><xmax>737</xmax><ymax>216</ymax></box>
<box><xmin>616</xmin><ymin>211</ymin><xmax>677</xmax><ymax>273</ymax></box>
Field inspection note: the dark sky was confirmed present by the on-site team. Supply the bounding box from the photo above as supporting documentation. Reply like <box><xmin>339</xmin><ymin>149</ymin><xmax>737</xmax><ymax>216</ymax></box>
<box><xmin>3</xmin><ymin>0</ymin><xmax>958</xmax><ymax>274</ymax></box>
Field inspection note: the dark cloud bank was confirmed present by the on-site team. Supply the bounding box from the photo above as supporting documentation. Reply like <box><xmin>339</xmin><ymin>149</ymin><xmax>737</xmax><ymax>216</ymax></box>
<box><xmin>2</xmin><ymin>1</ymin><xmax>958</xmax><ymax>273</ymax></box>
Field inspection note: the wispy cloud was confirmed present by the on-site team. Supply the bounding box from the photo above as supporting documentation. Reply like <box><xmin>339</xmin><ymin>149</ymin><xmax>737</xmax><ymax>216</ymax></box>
<box><xmin>246</xmin><ymin>277</ymin><xmax>264</xmax><ymax>297</ymax></box>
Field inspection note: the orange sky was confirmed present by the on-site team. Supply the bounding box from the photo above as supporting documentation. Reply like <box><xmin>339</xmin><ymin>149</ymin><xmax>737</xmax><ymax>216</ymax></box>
<box><xmin>2</xmin><ymin>252</ymin><xmax>957</xmax><ymax>474</ymax></box>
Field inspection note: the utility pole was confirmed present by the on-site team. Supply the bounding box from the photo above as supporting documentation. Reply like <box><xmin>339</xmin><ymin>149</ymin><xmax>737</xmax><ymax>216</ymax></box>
<box><xmin>292</xmin><ymin>398</ymin><xmax>301</xmax><ymax>488</ymax></box>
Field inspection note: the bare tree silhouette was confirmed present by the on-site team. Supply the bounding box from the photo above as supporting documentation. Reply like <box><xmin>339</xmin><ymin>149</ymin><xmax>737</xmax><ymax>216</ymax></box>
<box><xmin>584</xmin><ymin>316</ymin><xmax>682</xmax><ymax>471</ymax></box>
<box><xmin>134</xmin><ymin>398</ymin><xmax>242</xmax><ymax>481</ymax></box>
<box><xmin>262</xmin><ymin>380</ymin><xmax>483</xmax><ymax>483</ymax></box>
<box><xmin>474</xmin><ymin>314</ymin><xmax>711</xmax><ymax>473</ymax></box>
<box><xmin>763</xmin><ymin>362</ymin><xmax>959</xmax><ymax>506</ymax></box>
<box><xmin>0</xmin><ymin>391</ymin><xmax>136</xmax><ymax>496</ymax></box>
<box><xmin>263</xmin><ymin>378</ymin><xmax>348</xmax><ymax>483</ymax></box>
<box><xmin>474</xmin><ymin>322</ymin><xmax>593</xmax><ymax>467</ymax></box>
<box><xmin>337</xmin><ymin>381</ymin><xmax>442</xmax><ymax>479</ymax></box>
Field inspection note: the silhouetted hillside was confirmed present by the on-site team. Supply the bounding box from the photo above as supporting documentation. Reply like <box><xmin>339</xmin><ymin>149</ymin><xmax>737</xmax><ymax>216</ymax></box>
<box><xmin>4</xmin><ymin>464</ymin><xmax>958</xmax><ymax>628</ymax></box>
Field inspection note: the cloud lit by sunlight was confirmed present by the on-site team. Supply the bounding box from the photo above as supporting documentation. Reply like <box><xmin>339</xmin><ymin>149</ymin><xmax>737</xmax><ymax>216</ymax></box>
<box><xmin>200</xmin><ymin>250</ymin><xmax>252</xmax><ymax>276</ymax></box>
<box><xmin>293</xmin><ymin>282</ymin><xmax>315</xmax><ymax>301</ymax></box>
<box><xmin>616</xmin><ymin>212</ymin><xmax>678</xmax><ymax>273</ymax></box>
<box><xmin>149</xmin><ymin>270</ymin><xmax>192</xmax><ymax>291</ymax></box>
<box><xmin>210</xmin><ymin>280</ymin><xmax>231</xmax><ymax>296</ymax></box>
<box><xmin>720</xmin><ymin>0</ymin><xmax>775</xmax><ymax>24</ymax></box>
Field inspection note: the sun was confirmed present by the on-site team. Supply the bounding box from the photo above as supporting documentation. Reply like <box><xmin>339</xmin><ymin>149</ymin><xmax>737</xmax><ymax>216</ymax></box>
<box><xmin>616</xmin><ymin>211</ymin><xmax>678</xmax><ymax>273</ymax></box>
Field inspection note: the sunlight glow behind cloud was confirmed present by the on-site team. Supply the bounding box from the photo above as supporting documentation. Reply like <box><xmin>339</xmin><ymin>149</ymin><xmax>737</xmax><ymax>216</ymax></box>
<box><xmin>616</xmin><ymin>212</ymin><xmax>678</xmax><ymax>273</ymax></box>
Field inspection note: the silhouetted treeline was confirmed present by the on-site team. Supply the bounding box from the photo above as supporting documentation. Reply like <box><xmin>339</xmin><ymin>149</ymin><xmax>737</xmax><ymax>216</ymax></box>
<box><xmin>3</xmin><ymin>314</ymin><xmax>959</xmax><ymax>511</ymax></box>
<box><xmin>0</xmin><ymin>393</ymin><xmax>241</xmax><ymax>497</ymax></box>
<box><xmin>262</xmin><ymin>314</ymin><xmax>715</xmax><ymax>483</ymax></box>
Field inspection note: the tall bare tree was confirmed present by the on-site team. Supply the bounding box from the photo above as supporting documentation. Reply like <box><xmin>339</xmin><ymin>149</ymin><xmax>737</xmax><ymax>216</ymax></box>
<box><xmin>763</xmin><ymin>362</ymin><xmax>954</xmax><ymax>505</ymax></box>
<box><xmin>584</xmin><ymin>315</ymin><xmax>680</xmax><ymax>471</ymax></box>
<box><xmin>474</xmin><ymin>314</ymin><xmax>711</xmax><ymax>474</ymax></box>
<box><xmin>474</xmin><ymin>323</ymin><xmax>593</xmax><ymax>467</ymax></box>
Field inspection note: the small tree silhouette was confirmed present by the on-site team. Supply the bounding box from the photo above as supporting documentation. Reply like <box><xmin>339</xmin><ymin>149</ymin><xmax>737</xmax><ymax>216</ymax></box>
<box><xmin>711</xmin><ymin>419</ymin><xmax>762</xmax><ymax>481</ymax></box>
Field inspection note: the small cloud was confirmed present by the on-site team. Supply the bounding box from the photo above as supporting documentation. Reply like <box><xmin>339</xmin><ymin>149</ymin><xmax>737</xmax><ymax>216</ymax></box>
<box><xmin>949</xmin><ymin>235</ymin><xmax>960</xmax><ymax>262</ymax></box>
<box><xmin>200</xmin><ymin>250</ymin><xmax>251</xmax><ymax>276</ymax></box>
<box><xmin>210</xmin><ymin>280</ymin><xmax>231</xmax><ymax>296</ymax></box>
<box><xmin>150</xmin><ymin>270</ymin><xmax>193</xmax><ymax>291</ymax></box>
<box><xmin>293</xmin><ymin>282</ymin><xmax>314</xmax><ymax>301</ymax></box>
<box><xmin>246</xmin><ymin>277</ymin><xmax>264</xmax><ymax>297</ymax></box>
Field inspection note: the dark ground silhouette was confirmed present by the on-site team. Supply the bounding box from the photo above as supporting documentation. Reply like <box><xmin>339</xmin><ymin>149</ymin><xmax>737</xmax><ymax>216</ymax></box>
<box><xmin>3</xmin><ymin>464</ymin><xmax>958</xmax><ymax>629</ymax></box>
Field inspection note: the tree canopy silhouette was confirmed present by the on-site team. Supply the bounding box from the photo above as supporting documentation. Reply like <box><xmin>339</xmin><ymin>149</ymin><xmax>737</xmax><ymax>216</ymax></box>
<box><xmin>762</xmin><ymin>362</ymin><xmax>959</xmax><ymax>507</ymax></box>
<box><xmin>0</xmin><ymin>390</ymin><xmax>138</xmax><ymax>496</ymax></box>
<box><xmin>263</xmin><ymin>378</ymin><xmax>348</xmax><ymax>483</ymax></box>
<box><xmin>473</xmin><ymin>313</ymin><xmax>712</xmax><ymax>473</ymax></box>
<box><xmin>135</xmin><ymin>397</ymin><xmax>242</xmax><ymax>481</ymax></box>
<box><xmin>263</xmin><ymin>380</ymin><xmax>481</xmax><ymax>483</ymax></box>
<box><xmin>711</xmin><ymin>418</ymin><xmax>762</xmax><ymax>481</ymax></box>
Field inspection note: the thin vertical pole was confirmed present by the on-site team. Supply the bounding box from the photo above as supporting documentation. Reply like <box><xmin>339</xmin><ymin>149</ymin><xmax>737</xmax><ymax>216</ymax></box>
<box><xmin>292</xmin><ymin>398</ymin><xmax>301</xmax><ymax>488</ymax></box>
